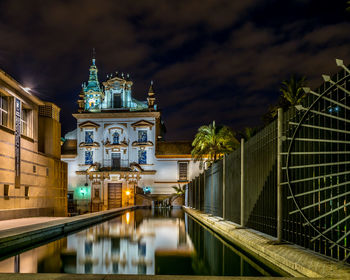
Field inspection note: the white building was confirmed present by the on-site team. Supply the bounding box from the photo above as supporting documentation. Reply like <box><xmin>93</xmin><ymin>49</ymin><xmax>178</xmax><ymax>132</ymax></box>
<box><xmin>61</xmin><ymin>58</ymin><xmax>200</xmax><ymax>212</ymax></box>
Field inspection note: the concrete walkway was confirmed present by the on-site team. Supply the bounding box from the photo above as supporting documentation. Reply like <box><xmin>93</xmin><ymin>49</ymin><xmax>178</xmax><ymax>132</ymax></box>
<box><xmin>184</xmin><ymin>207</ymin><xmax>350</xmax><ymax>279</ymax></box>
<box><xmin>0</xmin><ymin>217</ymin><xmax>64</xmax><ymax>231</ymax></box>
<box><xmin>0</xmin><ymin>206</ymin><xmax>136</xmax><ymax>258</ymax></box>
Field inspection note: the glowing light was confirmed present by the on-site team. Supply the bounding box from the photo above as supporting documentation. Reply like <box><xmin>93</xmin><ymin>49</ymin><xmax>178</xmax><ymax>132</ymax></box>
<box><xmin>23</xmin><ymin>87</ymin><xmax>31</xmax><ymax>91</ymax></box>
<box><xmin>126</xmin><ymin>212</ymin><xmax>130</xmax><ymax>224</ymax></box>
<box><xmin>143</xmin><ymin>186</ymin><xmax>151</xmax><ymax>194</ymax></box>
<box><xmin>74</xmin><ymin>186</ymin><xmax>91</xmax><ymax>199</ymax></box>
<box><xmin>126</xmin><ymin>190</ymin><xmax>131</xmax><ymax>196</ymax></box>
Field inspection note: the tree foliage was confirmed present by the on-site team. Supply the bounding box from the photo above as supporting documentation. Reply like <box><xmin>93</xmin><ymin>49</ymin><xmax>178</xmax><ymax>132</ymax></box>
<box><xmin>191</xmin><ymin>121</ymin><xmax>239</xmax><ymax>165</ymax></box>
<box><xmin>243</xmin><ymin>127</ymin><xmax>259</xmax><ymax>140</ymax></box>
<box><xmin>279</xmin><ymin>75</ymin><xmax>307</xmax><ymax>106</ymax></box>
<box><xmin>172</xmin><ymin>184</ymin><xmax>186</xmax><ymax>195</ymax></box>
<box><xmin>262</xmin><ymin>75</ymin><xmax>307</xmax><ymax>125</ymax></box>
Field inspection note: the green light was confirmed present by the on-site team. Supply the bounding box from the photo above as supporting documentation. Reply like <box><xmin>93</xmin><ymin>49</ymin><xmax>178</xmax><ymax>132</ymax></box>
<box><xmin>74</xmin><ymin>186</ymin><xmax>91</xmax><ymax>200</ymax></box>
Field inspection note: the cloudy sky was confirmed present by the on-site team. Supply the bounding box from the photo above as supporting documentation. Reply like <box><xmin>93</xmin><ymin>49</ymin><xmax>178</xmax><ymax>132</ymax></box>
<box><xmin>0</xmin><ymin>0</ymin><xmax>349</xmax><ymax>139</ymax></box>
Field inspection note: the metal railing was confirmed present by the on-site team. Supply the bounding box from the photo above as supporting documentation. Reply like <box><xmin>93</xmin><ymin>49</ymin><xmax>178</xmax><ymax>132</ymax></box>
<box><xmin>102</xmin><ymin>159</ymin><xmax>130</xmax><ymax>170</ymax></box>
<box><xmin>186</xmin><ymin>59</ymin><xmax>350</xmax><ymax>263</ymax></box>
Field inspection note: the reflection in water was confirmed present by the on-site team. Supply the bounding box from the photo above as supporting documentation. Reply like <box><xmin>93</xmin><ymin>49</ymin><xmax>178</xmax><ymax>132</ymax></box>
<box><xmin>0</xmin><ymin>209</ymin><xmax>274</xmax><ymax>276</ymax></box>
<box><xmin>186</xmin><ymin>216</ymin><xmax>271</xmax><ymax>276</ymax></box>
<box><xmin>64</xmin><ymin>209</ymin><xmax>193</xmax><ymax>274</ymax></box>
<box><xmin>0</xmin><ymin>238</ymin><xmax>67</xmax><ymax>273</ymax></box>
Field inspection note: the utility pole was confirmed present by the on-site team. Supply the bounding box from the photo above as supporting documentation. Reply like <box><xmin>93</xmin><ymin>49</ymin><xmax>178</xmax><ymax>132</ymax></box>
<box><xmin>240</xmin><ymin>138</ymin><xmax>245</xmax><ymax>227</ymax></box>
<box><xmin>277</xmin><ymin>108</ymin><xmax>283</xmax><ymax>243</ymax></box>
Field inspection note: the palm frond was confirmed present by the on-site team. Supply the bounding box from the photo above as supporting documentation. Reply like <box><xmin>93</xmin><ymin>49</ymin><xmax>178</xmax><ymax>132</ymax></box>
<box><xmin>280</xmin><ymin>75</ymin><xmax>307</xmax><ymax>106</ymax></box>
<box><xmin>192</xmin><ymin>121</ymin><xmax>239</xmax><ymax>164</ymax></box>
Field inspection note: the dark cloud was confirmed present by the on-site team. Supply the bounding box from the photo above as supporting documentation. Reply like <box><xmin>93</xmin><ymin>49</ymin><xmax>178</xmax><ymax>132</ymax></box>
<box><xmin>0</xmin><ymin>0</ymin><xmax>349</xmax><ymax>140</ymax></box>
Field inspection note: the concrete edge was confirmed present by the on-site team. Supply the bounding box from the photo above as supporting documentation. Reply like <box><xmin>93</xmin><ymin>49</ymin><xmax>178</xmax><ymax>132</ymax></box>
<box><xmin>183</xmin><ymin>207</ymin><xmax>350</xmax><ymax>279</ymax></box>
<box><xmin>0</xmin><ymin>273</ymin><xmax>324</xmax><ymax>279</ymax></box>
<box><xmin>0</xmin><ymin>206</ymin><xmax>138</xmax><ymax>258</ymax></box>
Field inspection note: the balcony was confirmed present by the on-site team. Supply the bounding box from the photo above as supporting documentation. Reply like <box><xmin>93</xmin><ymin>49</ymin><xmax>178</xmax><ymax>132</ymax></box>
<box><xmin>131</xmin><ymin>140</ymin><xmax>153</xmax><ymax>147</ymax></box>
<box><xmin>79</xmin><ymin>142</ymin><xmax>100</xmax><ymax>148</ymax></box>
<box><xmin>99</xmin><ymin>159</ymin><xmax>130</xmax><ymax>171</ymax></box>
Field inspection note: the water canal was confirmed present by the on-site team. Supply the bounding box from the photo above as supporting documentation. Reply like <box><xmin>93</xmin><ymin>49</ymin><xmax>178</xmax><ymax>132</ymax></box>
<box><xmin>0</xmin><ymin>209</ymin><xmax>283</xmax><ymax>276</ymax></box>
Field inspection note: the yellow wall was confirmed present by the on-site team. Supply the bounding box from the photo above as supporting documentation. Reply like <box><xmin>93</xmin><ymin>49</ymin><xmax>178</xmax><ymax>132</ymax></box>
<box><xmin>0</xmin><ymin>128</ymin><xmax>67</xmax><ymax>217</ymax></box>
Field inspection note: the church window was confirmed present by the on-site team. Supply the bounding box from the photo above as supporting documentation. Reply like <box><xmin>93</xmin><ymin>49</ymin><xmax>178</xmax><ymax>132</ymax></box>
<box><xmin>113</xmin><ymin>94</ymin><xmax>121</xmax><ymax>108</ymax></box>
<box><xmin>85</xmin><ymin>151</ymin><xmax>93</xmax><ymax>165</ymax></box>
<box><xmin>138</xmin><ymin>130</ymin><xmax>147</xmax><ymax>143</ymax></box>
<box><xmin>85</xmin><ymin>131</ymin><xmax>94</xmax><ymax>144</ymax></box>
<box><xmin>178</xmin><ymin>162</ymin><xmax>188</xmax><ymax>181</ymax></box>
<box><xmin>138</xmin><ymin>150</ymin><xmax>147</xmax><ymax>164</ymax></box>
<box><xmin>112</xmin><ymin>132</ymin><xmax>119</xmax><ymax>144</ymax></box>
<box><xmin>138</xmin><ymin>243</ymin><xmax>146</xmax><ymax>257</ymax></box>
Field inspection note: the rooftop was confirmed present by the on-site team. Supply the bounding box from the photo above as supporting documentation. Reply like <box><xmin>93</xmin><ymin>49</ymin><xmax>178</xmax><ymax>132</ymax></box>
<box><xmin>156</xmin><ymin>141</ymin><xmax>193</xmax><ymax>158</ymax></box>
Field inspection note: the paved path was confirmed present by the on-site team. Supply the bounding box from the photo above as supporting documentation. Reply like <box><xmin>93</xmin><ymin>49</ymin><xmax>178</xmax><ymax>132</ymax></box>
<box><xmin>0</xmin><ymin>217</ymin><xmax>64</xmax><ymax>231</ymax></box>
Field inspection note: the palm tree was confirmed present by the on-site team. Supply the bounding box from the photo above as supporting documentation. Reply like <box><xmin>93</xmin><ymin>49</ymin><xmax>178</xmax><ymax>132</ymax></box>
<box><xmin>191</xmin><ymin>121</ymin><xmax>239</xmax><ymax>165</ymax></box>
<box><xmin>172</xmin><ymin>184</ymin><xmax>186</xmax><ymax>195</ymax></box>
<box><xmin>280</xmin><ymin>75</ymin><xmax>307</xmax><ymax>106</ymax></box>
<box><xmin>347</xmin><ymin>1</ymin><xmax>350</xmax><ymax>11</ymax></box>
<box><xmin>243</xmin><ymin>127</ymin><xmax>259</xmax><ymax>140</ymax></box>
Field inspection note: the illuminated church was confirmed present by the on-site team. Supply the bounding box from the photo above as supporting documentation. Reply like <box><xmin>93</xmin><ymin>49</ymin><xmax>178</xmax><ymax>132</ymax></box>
<box><xmin>61</xmin><ymin>58</ymin><xmax>200</xmax><ymax>212</ymax></box>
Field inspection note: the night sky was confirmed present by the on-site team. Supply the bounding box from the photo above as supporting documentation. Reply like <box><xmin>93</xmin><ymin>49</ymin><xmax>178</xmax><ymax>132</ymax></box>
<box><xmin>0</xmin><ymin>0</ymin><xmax>349</xmax><ymax>140</ymax></box>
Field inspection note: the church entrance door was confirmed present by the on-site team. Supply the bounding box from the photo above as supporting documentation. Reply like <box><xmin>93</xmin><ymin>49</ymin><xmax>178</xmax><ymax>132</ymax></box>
<box><xmin>112</xmin><ymin>153</ymin><xmax>121</xmax><ymax>170</ymax></box>
<box><xmin>108</xmin><ymin>183</ymin><xmax>122</xmax><ymax>209</ymax></box>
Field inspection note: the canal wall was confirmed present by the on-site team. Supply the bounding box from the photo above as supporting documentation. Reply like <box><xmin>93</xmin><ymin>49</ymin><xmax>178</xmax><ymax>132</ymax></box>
<box><xmin>184</xmin><ymin>207</ymin><xmax>350</xmax><ymax>279</ymax></box>
<box><xmin>0</xmin><ymin>273</ymin><xmax>330</xmax><ymax>280</ymax></box>
<box><xmin>0</xmin><ymin>205</ymin><xmax>136</xmax><ymax>258</ymax></box>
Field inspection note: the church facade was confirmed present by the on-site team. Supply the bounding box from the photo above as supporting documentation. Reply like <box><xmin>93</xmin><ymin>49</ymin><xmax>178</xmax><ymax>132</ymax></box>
<box><xmin>62</xmin><ymin>58</ymin><xmax>200</xmax><ymax>212</ymax></box>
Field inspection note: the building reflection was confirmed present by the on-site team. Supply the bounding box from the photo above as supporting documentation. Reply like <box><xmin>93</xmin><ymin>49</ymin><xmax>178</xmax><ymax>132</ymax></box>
<box><xmin>0</xmin><ymin>238</ymin><xmax>67</xmax><ymax>273</ymax></box>
<box><xmin>62</xmin><ymin>209</ymin><xmax>193</xmax><ymax>274</ymax></box>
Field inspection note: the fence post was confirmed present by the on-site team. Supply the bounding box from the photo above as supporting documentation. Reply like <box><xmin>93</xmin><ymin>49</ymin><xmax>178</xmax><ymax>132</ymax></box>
<box><xmin>277</xmin><ymin>108</ymin><xmax>283</xmax><ymax>243</ymax></box>
<box><xmin>223</xmin><ymin>154</ymin><xmax>226</xmax><ymax>219</ymax></box>
<box><xmin>240</xmin><ymin>138</ymin><xmax>245</xmax><ymax>227</ymax></box>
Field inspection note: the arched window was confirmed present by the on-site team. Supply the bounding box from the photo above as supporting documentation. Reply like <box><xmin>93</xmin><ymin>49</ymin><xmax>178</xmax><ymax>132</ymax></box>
<box><xmin>112</xmin><ymin>132</ymin><xmax>119</xmax><ymax>144</ymax></box>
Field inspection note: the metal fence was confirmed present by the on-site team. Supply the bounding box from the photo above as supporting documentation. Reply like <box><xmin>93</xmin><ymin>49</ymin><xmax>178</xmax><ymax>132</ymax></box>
<box><xmin>186</xmin><ymin>59</ymin><xmax>350</xmax><ymax>263</ymax></box>
<box><xmin>187</xmin><ymin>119</ymin><xmax>278</xmax><ymax>235</ymax></box>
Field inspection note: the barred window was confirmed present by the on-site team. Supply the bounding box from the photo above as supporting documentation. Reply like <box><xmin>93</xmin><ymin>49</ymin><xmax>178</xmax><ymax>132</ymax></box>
<box><xmin>4</xmin><ymin>184</ymin><xmax>9</xmax><ymax>198</ymax></box>
<box><xmin>21</xmin><ymin>109</ymin><xmax>28</xmax><ymax>135</ymax></box>
<box><xmin>25</xmin><ymin>186</ymin><xmax>29</xmax><ymax>199</ymax></box>
<box><xmin>0</xmin><ymin>93</ymin><xmax>8</xmax><ymax>128</ymax></box>
<box><xmin>178</xmin><ymin>162</ymin><xmax>188</xmax><ymax>181</ymax></box>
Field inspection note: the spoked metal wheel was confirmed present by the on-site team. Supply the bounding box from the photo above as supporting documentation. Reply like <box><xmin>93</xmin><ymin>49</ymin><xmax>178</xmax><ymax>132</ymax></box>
<box><xmin>284</xmin><ymin>59</ymin><xmax>350</xmax><ymax>260</ymax></box>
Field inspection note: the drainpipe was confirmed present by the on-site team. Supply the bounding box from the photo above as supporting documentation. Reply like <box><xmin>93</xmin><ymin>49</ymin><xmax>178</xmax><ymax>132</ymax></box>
<box><xmin>277</xmin><ymin>108</ymin><xmax>283</xmax><ymax>243</ymax></box>
<box><xmin>222</xmin><ymin>154</ymin><xmax>226</xmax><ymax>219</ymax></box>
<box><xmin>240</xmin><ymin>138</ymin><xmax>245</xmax><ymax>227</ymax></box>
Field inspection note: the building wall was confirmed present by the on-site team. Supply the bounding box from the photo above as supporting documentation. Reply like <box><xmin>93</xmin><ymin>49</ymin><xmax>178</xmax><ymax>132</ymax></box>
<box><xmin>74</xmin><ymin>116</ymin><xmax>157</xmax><ymax>171</ymax></box>
<box><xmin>63</xmin><ymin>113</ymin><xmax>201</xmax><ymax>210</ymax></box>
<box><xmin>0</xmin><ymin>129</ymin><xmax>67</xmax><ymax>219</ymax></box>
<box><xmin>0</xmin><ymin>70</ymin><xmax>67</xmax><ymax>219</ymax></box>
